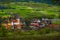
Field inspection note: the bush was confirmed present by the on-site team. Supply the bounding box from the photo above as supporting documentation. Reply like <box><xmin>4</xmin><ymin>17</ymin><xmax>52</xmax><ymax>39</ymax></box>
<box><xmin>39</xmin><ymin>27</ymin><xmax>56</xmax><ymax>34</ymax></box>
<box><xmin>0</xmin><ymin>26</ymin><xmax>13</xmax><ymax>37</ymax></box>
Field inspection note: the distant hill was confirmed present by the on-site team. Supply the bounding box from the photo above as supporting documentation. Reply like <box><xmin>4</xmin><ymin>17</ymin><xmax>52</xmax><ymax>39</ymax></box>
<box><xmin>1</xmin><ymin>0</ymin><xmax>59</xmax><ymax>5</ymax></box>
<box><xmin>0</xmin><ymin>0</ymin><xmax>52</xmax><ymax>4</ymax></box>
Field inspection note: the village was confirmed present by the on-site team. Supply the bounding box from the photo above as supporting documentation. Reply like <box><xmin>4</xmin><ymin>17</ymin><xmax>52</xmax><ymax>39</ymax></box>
<box><xmin>0</xmin><ymin>1</ymin><xmax>60</xmax><ymax>39</ymax></box>
<box><xmin>0</xmin><ymin>12</ymin><xmax>54</xmax><ymax>31</ymax></box>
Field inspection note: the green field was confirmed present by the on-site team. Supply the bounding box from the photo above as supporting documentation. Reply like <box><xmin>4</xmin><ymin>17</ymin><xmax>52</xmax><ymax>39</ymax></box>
<box><xmin>0</xmin><ymin>2</ymin><xmax>60</xmax><ymax>18</ymax></box>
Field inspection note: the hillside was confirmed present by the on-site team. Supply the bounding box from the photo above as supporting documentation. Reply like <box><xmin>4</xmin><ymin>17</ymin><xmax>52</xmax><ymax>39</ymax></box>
<box><xmin>0</xmin><ymin>0</ymin><xmax>60</xmax><ymax>5</ymax></box>
<box><xmin>0</xmin><ymin>0</ymin><xmax>52</xmax><ymax>4</ymax></box>
<box><xmin>0</xmin><ymin>2</ymin><xmax>60</xmax><ymax>19</ymax></box>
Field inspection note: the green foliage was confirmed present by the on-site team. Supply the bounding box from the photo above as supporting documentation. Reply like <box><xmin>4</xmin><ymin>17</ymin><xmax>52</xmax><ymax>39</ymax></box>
<box><xmin>0</xmin><ymin>26</ymin><xmax>7</xmax><ymax>37</ymax></box>
<box><xmin>51</xmin><ymin>0</ymin><xmax>60</xmax><ymax>5</ymax></box>
<box><xmin>39</xmin><ymin>28</ymin><xmax>52</xmax><ymax>34</ymax></box>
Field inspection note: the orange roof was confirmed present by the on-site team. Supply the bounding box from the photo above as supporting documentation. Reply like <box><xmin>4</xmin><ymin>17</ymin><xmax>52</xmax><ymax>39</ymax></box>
<box><xmin>13</xmin><ymin>20</ymin><xmax>18</xmax><ymax>22</ymax></box>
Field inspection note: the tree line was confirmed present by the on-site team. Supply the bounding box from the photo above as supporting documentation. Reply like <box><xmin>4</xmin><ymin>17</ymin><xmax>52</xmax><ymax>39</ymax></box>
<box><xmin>0</xmin><ymin>0</ymin><xmax>60</xmax><ymax>5</ymax></box>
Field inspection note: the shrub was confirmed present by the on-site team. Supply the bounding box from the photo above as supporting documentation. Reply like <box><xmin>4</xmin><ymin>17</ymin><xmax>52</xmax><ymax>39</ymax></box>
<box><xmin>0</xmin><ymin>26</ymin><xmax>10</xmax><ymax>37</ymax></box>
<box><xmin>39</xmin><ymin>27</ymin><xmax>56</xmax><ymax>34</ymax></box>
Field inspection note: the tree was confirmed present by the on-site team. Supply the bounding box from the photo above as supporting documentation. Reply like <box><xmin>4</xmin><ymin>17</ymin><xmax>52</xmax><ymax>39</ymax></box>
<box><xmin>51</xmin><ymin>0</ymin><xmax>60</xmax><ymax>5</ymax></box>
<box><xmin>0</xmin><ymin>17</ymin><xmax>2</xmax><ymax>27</ymax></box>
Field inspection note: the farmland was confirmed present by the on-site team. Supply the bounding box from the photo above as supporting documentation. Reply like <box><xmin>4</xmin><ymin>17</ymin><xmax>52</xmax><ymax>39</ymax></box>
<box><xmin>0</xmin><ymin>2</ymin><xmax>60</xmax><ymax>18</ymax></box>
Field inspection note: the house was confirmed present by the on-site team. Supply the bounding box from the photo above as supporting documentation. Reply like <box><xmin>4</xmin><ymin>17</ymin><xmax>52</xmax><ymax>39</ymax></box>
<box><xmin>10</xmin><ymin>14</ymin><xmax>22</xmax><ymax>29</ymax></box>
<box><xmin>1</xmin><ymin>13</ymin><xmax>23</xmax><ymax>30</ymax></box>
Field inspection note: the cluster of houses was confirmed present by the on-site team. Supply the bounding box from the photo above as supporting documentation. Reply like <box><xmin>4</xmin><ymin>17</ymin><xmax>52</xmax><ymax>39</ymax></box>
<box><xmin>29</xmin><ymin>18</ymin><xmax>51</xmax><ymax>30</ymax></box>
<box><xmin>1</xmin><ymin>13</ymin><xmax>52</xmax><ymax>30</ymax></box>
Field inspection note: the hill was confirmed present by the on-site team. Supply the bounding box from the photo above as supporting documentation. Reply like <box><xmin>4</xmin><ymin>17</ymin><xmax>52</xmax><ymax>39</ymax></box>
<box><xmin>0</xmin><ymin>0</ymin><xmax>60</xmax><ymax>5</ymax></box>
<box><xmin>0</xmin><ymin>2</ymin><xmax>60</xmax><ymax>19</ymax></box>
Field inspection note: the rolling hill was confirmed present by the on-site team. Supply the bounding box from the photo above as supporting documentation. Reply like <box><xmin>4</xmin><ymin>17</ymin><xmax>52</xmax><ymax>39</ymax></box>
<box><xmin>0</xmin><ymin>2</ymin><xmax>60</xmax><ymax>18</ymax></box>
